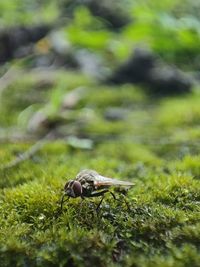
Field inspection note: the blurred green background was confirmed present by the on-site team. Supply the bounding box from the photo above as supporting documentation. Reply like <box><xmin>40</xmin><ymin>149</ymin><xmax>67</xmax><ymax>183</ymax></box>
<box><xmin>0</xmin><ymin>1</ymin><xmax>200</xmax><ymax>267</ymax></box>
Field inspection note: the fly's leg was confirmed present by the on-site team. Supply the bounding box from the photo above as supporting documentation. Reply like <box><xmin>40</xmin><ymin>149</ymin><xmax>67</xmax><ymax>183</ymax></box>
<box><xmin>87</xmin><ymin>190</ymin><xmax>108</xmax><ymax>212</ymax></box>
<box><xmin>78</xmin><ymin>197</ymin><xmax>85</xmax><ymax>216</ymax></box>
<box><xmin>114</xmin><ymin>193</ymin><xmax>131</xmax><ymax>211</ymax></box>
<box><xmin>107</xmin><ymin>191</ymin><xmax>131</xmax><ymax>211</ymax></box>
<box><xmin>88</xmin><ymin>190</ymin><xmax>109</xmax><ymax>198</ymax></box>
<box><xmin>109</xmin><ymin>191</ymin><xmax>116</xmax><ymax>200</ymax></box>
<box><xmin>60</xmin><ymin>194</ymin><xmax>65</xmax><ymax>211</ymax></box>
<box><xmin>96</xmin><ymin>191</ymin><xmax>117</xmax><ymax>213</ymax></box>
<box><xmin>96</xmin><ymin>195</ymin><xmax>105</xmax><ymax>212</ymax></box>
<box><xmin>60</xmin><ymin>194</ymin><xmax>70</xmax><ymax>211</ymax></box>
<box><xmin>88</xmin><ymin>190</ymin><xmax>116</xmax><ymax>212</ymax></box>
<box><xmin>108</xmin><ymin>191</ymin><xmax>130</xmax><ymax>211</ymax></box>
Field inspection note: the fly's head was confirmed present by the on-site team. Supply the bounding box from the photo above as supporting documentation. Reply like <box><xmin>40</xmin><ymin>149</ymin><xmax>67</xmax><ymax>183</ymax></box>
<box><xmin>64</xmin><ymin>180</ymin><xmax>82</xmax><ymax>198</ymax></box>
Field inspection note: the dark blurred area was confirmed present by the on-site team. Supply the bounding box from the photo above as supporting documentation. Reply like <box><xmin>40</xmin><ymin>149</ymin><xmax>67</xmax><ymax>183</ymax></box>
<box><xmin>0</xmin><ymin>1</ymin><xmax>197</xmax><ymax>83</ymax></box>
<box><xmin>0</xmin><ymin>25</ymin><xmax>51</xmax><ymax>64</ymax></box>
<box><xmin>0</xmin><ymin>0</ymin><xmax>200</xmax><ymax>140</ymax></box>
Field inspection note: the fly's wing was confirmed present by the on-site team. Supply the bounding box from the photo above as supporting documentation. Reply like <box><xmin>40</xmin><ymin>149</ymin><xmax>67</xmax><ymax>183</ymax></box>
<box><xmin>93</xmin><ymin>174</ymin><xmax>134</xmax><ymax>188</ymax></box>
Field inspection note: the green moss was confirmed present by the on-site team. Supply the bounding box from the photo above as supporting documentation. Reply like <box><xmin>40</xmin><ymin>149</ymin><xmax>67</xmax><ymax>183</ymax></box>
<box><xmin>157</xmin><ymin>91</ymin><xmax>200</xmax><ymax>128</ymax></box>
<box><xmin>86</xmin><ymin>84</ymin><xmax>146</xmax><ymax>108</ymax></box>
<box><xmin>0</xmin><ymin>69</ymin><xmax>200</xmax><ymax>267</ymax></box>
<box><xmin>173</xmin><ymin>155</ymin><xmax>200</xmax><ymax>179</ymax></box>
<box><xmin>0</xmin><ymin>136</ymin><xmax>200</xmax><ymax>266</ymax></box>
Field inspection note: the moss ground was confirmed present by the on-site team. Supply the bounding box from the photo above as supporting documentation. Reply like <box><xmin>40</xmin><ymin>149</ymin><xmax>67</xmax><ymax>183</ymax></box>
<box><xmin>0</xmin><ymin>71</ymin><xmax>200</xmax><ymax>267</ymax></box>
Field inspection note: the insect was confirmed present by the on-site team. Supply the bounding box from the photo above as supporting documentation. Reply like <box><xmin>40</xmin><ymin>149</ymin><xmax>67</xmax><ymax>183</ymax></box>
<box><xmin>61</xmin><ymin>169</ymin><xmax>134</xmax><ymax>211</ymax></box>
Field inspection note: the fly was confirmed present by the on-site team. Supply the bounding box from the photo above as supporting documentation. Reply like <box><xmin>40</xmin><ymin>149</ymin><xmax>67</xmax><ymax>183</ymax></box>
<box><xmin>61</xmin><ymin>169</ymin><xmax>134</xmax><ymax>211</ymax></box>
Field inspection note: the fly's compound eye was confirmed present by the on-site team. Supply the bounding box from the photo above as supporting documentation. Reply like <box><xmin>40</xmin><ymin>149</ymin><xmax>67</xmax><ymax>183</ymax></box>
<box><xmin>72</xmin><ymin>181</ymin><xmax>82</xmax><ymax>197</ymax></box>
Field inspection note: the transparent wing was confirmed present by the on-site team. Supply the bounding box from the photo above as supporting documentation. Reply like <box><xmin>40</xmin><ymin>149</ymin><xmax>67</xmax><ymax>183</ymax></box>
<box><xmin>93</xmin><ymin>174</ymin><xmax>134</xmax><ymax>188</ymax></box>
<box><xmin>76</xmin><ymin>169</ymin><xmax>134</xmax><ymax>188</ymax></box>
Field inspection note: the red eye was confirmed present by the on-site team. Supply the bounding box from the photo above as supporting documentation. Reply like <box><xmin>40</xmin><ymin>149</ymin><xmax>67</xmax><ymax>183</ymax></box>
<box><xmin>72</xmin><ymin>181</ymin><xmax>82</xmax><ymax>196</ymax></box>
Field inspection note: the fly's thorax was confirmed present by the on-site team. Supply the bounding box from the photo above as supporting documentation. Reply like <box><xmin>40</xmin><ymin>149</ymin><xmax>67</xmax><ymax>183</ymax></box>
<box><xmin>76</xmin><ymin>170</ymin><xmax>98</xmax><ymax>192</ymax></box>
<box><xmin>81</xmin><ymin>184</ymin><xmax>94</xmax><ymax>197</ymax></box>
<box><xmin>76</xmin><ymin>169</ymin><xmax>98</xmax><ymax>183</ymax></box>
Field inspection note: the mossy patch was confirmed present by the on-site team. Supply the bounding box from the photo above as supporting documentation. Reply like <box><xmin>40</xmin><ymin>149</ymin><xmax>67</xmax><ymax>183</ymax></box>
<box><xmin>0</xmin><ymin>71</ymin><xmax>200</xmax><ymax>267</ymax></box>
